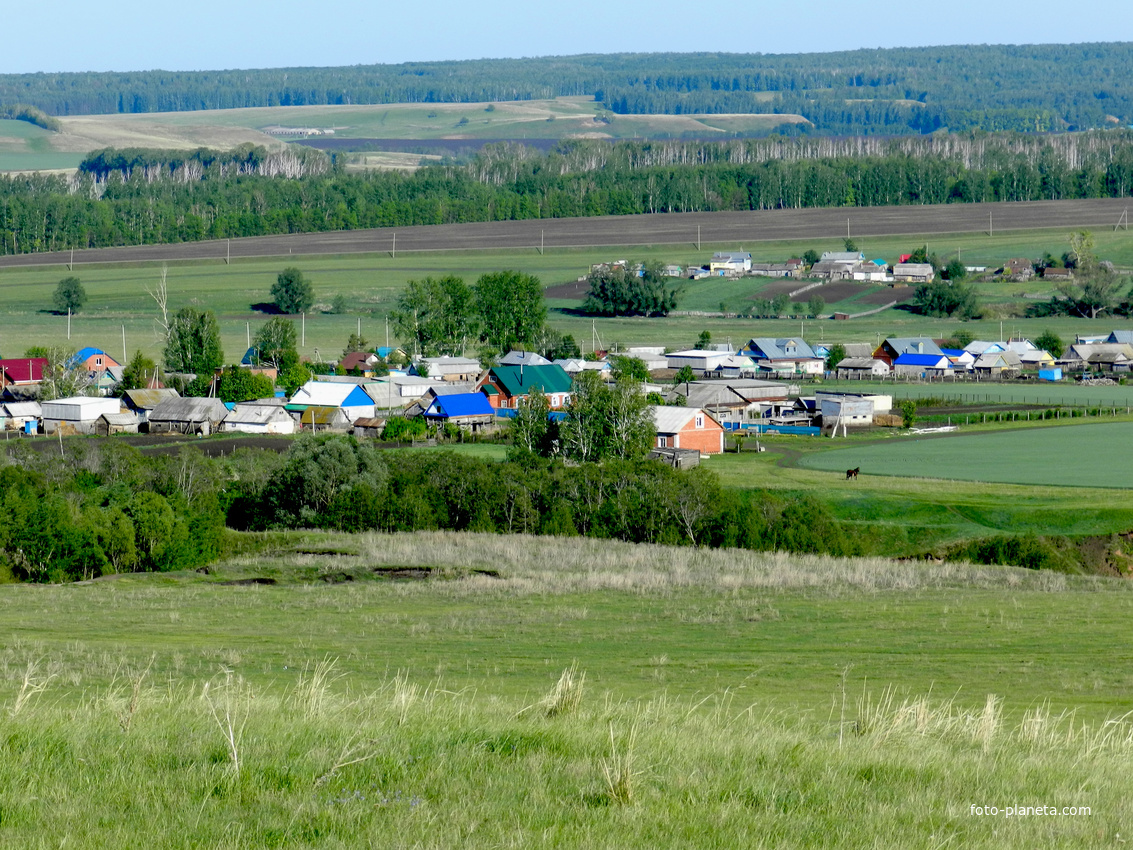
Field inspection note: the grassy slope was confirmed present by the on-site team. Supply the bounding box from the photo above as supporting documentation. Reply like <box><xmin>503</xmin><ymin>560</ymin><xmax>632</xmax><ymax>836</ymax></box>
<box><xmin>2</xmin><ymin>227</ymin><xmax>1132</xmax><ymax>362</ymax></box>
<box><xmin>1</xmin><ymin>533</ymin><xmax>1131</xmax><ymax>846</ymax></box>
<box><xmin>0</xmin><ymin>99</ymin><xmax>807</xmax><ymax>172</ymax></box>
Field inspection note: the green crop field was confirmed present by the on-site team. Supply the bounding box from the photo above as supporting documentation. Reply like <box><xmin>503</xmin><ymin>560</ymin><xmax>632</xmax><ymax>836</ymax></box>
<box><xmin>1</xmin><ymin>533</ymin><xmax>1131</xmax><ymax>847</ymax></box>
<box><xmin>812</xmin><ymin>380</ymin><xmax>1133</xmax><ymax>408</ymax></box>
<box><xmin>798</xmin><ymin>421</ymin><xmax>1133</xmax><ymax>488</ymax></box>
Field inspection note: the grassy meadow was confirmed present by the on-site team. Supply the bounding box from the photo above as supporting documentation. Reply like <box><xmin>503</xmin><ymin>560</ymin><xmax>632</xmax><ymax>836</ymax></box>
<box><xmin>2</xmin><ymin>225</ymin><xmax>1133</xmax><ymax>362</ymax></box>
<box><xmin>1</xmin><ymin>532</ymin><xmax>1131</xmax><ymax>847</ymax></box>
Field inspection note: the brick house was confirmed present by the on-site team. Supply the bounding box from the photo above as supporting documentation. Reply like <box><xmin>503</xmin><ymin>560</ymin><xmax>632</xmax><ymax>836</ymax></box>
<box><xmin>649</xmin><ymin>406</ymin><xmax>725</xmax><ymax>455</ymax></box>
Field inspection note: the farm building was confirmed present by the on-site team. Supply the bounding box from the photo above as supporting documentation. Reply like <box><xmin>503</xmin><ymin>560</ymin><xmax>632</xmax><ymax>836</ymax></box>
<box><xmin>835</xmin><ymin>358</ymin><xmax>890</xmax><ymax>379</ymax></box>
<box><xmin>95</xmin><ymin>412</ymin><xmax>139</xmax><ymax>436</ymax></box>
<box><xmin>1042</xmin><ymin>266</ymin><xmax>1073</xmax><ymax>281</ymax></box>
<box><xmin>148</xmin><ymin>397</ymin><xmax>229</xmax><ymax>435</ymax></box>
<box><xmin>623</xmin><ymin>347</ymin><xmax>668</xmax><ymax>372</ymax></box>
<box><xmin>301</xmin><ymin>406</ymin><xmax>353</xmax><ymax>431</ymax></box>
<box><xmin>352</xmin><ymin>417</ymin><xmax>386</xmax><ymax>438</ymax></box>
<box><xmin>667</xmin><ymin>351</ymin><xmax>731</xmax><ymax>374</ymax></box>
<box><xmin>708</xmin><ymin>355</ymin><xmax>758</xmax><ymax>380</ymax></box>
<box><xmin>41</xmin><ymin>396</ymin><xmax>121</xmax><ymax>435</ymax></box>
<box><xmin>819</xmin><ymin>394</ymin><xmax>875</xmax><ymax>428</ymax></box>
<box><xmin>892</xmin><ymin>263</ymin><xmax>935</xmax><ymax>283</ymax></box>
<box><xmin>121</xmin><ymin>388</ymin><xmax>180</xmax><ymax>425</ymax></box>
<box><xmin>1002</xmin><ymin>259</ymin><xmax>1035</xmax><ymax>279</ymax></box>
<box><xmin>850</xmin><ymin>261</ymin><xmax>891</xmax><ymax>282</ymax></box>
<box><xmin>476</xmin><ymin>364</ymin><xmax>572</xmax><ymax>410</ymax></box>
<box><xmin>819</xmin><ymin>251</ymin><xmax>864</xmax><ymax>264</ymax></box>
<box><xmin>365</xmin><ymin>375</ymin><xmax>441</xmax><ymax>409</ymax></box>
<box><xmin>222</xmin><ymin>403</ymin><xmax>296</xmax><ymax>435</ymax></box>
<box><xmin>422</xmin><ymin>392</ymin><xmax>496</xmax><ymax>433</ymax></box>
<box><xmin>749</xmin><ymin>263</ymin><xmax>798</xmax><ymax>278</ymax></box>
<box><xmin>649</xmin><ymin>406</ymin><xmax>725</xmax><ymax>455</ymax></box>
<box><xmin>807</xmin><ymin>261</ymin><xmax>854</xmax><ymax>280</ymax></box>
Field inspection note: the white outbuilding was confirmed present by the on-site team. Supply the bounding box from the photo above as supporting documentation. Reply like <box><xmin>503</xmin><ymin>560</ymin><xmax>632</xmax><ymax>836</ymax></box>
<box><xmin>41</xmin><ymin>396</ymin><xmax>121</xmax><ymax>435</ymax></box>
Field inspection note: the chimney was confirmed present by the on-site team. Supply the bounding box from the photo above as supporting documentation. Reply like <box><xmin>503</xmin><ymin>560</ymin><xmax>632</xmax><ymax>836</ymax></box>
<box><xmin>917</xmin><ymin>342</ymin><xmax>923</xmax><ymax>353</ymax></box>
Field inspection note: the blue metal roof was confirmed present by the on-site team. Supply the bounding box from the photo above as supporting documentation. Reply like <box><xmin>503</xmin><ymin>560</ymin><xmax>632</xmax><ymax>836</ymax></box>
<box><xmin>426</xmin><ymin>393</ymin><xmax>493</xmax><ymax>418</ymax></box>
<box><xmin>895</xmin><ymin>353</ymin><xmax>949</xmax><ymax>366</ymax></box>
<box><xmin>342</xmin><ymin>385</ymin><xmax>375</xmax><ymax>408</ymax></box>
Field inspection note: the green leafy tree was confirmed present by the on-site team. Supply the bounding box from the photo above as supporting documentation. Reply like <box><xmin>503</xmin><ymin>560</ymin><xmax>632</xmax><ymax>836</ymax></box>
<box><xmin>802</xmin><ymin>249</ymin><xmax>821</xmax><ymax>266</ymax></box>
<box><xmin>899</xmin><ymin>399</ymin><xmax>917</xmax><ymax>429</ymax></box>
<box><xmin>392</xmin><ymin>275</ymin><xmax>477</xmax><ymax>357</ymax></box>
<box><xmin>252</xmin><ymin>317</ymin><xmax>298</xmax><ymax>369</ymax></box>
<box><xmin>119</xmin><ymin>350</ymin><xmax>158</xmax><ymax>392</ymax></box>
<box><xmin>772</xmin><ymin>293</ymin><xmax>791</xmax><ymax>316</ymax></box>
<box><xmin>94</xmin><ymin>507</ymin><xmax>137</xmax><ymax>573</ymax></box>
<box><xmin>582</xmin><ymin>261</ymin><xmax>680</xmax><ymax>317</ymax></box>
<box><xmin>216</xmin><ymin>365</ymin><xmax>275</xmax><ymax>403</ymax></box>
<box><xmin>843</xmin><ymin>238</ymin><xmax>858</xmax><ymax>252</ymax></box>
<box><xmin>674</xmin><ymin>364</ymin><xmax>696</xmax><ymax>390</ymax></box>
<box><xmin>164</xmin><ymin>308</ymin><xmax>224</xmax><ymax>375</ymax></box>
<box><xmin>1034</xmin><ymin>329</ymin><xmax>1064</xmax><ymax>359</ymax></box>
<box><xmin>126</xmin><ymin>491</ymin><xmax>175</xmax><ymax>571</ymax></box>
<box><xmin>343</xmin><ymin>333</ymin><xmax>369</xmax><ymax>357</ymax></box>
<box><xmin>509</xmin><ymin>386</ymin><xmax>553</xmax><ymax>457</ymax></box>
<box><xmin>272</xmin><ymin>267</ymin><xmax>315</xmax><ymax>314</ymax></box>
<box><xmin>1054</xmin><ymin>272</ymin><xmax>1122</xmax><ymax>319</ymax></box>
<box><xmin>696</xmin><ymin>330</ymin><xmax>712</xmax><ymax>349</ymax></box>
<box><xmin>807</xmin><ymin>294</ymin><xmax>826</xmax><ymax>317</ymax></box>
<box><xmin>825</xmin><ymin>343</ymin><xmax>846</xmax><ymax>372</ymax></box>
<box><xmin>943</xmin><ymin>259</ymin><xmax>967</xmax><ymax>281</ymax></box>
<box><xmin>38</xmin><ymin>347</ymin><xmax>89</xmax><ymax>401</ymax></box>
<box><xmin>914</xmin><ymin>279</ymin><xmax>979</xmax><ymax>319</ymax></box>
<box><xmin>475</xmin><ymin>270</ymin><xmax>547</xmax><ymax>353</ymax></box>
<box><xmin>53</xmin><ymin>276</ymin><xmax>87</xmax><ymax>314</ymax></box>
<box><xmin>560</xmin><ymin>372</ymin><xmax>653</xmax><ymax>463</ymax></box>
<box><xmin>279</xmin><ymin>359</ymin><xmax>312</xmax><ymax>397</ymax></box>
<box><xmin>608</xmin><ymin>354</ymin><xmax>649</xmax><ymax>382</ymax></box>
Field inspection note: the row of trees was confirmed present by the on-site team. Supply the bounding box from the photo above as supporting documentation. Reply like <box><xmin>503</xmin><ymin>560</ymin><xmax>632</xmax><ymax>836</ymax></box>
<box><xmin>8</xmin><ymin>134</ymin><xmax>1133</xmax><ymax>254</ymax></box>
<box><xmin>390</xmin><ymin>270</ymin><xmax>549</xmax><ymax>357</ymax></box>
<box><xmin>582</xmin><ymin>261</ymin><xmax>682</xmax><ymax>316</ymax></box>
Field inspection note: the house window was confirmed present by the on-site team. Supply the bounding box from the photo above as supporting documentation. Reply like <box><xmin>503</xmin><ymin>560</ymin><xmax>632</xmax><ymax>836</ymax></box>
<box><xmin>695</xmin><ymin>415</ymin><xmax>704</xmax><ymax>428</ymax></box>
<box><xmin>551</xmin><ymin>395</ymin><xmax>559</xmax><ymax>407</ymax></box>
<box><xmin>658</xmin><ymin>437</ymin><xmax>668</xmax><ymax>448</ymax></box>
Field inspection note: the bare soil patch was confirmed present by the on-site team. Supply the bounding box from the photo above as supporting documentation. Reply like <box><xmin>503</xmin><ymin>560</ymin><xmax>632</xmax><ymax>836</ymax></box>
<box><xmin>545</xmin><ymin>279</ymin><xmax>590</xmax><ymax>301</ymax></box>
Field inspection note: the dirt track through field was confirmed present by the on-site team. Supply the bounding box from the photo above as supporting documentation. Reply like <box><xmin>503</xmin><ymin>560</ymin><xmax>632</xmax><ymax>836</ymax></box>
<box><xmin>1</xmin><ymin>198</ymin><xmax>1129</xmax><ymax>269</ymax></box>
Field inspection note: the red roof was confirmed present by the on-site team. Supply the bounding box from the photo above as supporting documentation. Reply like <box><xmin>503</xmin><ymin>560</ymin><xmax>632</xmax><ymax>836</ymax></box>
<box><xmin>340</xmin><ymin>351</ymin><xmax>375</xmax><ymax>372</ymax></box>
<box><xmin>0</xmin><ymin>358</ymin><xmax>48</xmax><ymax>384</ymax></box>
<box><xmin>898</xmin><ymin>253</ymin><xmax>912</xmax><ymax>263</ymax></box>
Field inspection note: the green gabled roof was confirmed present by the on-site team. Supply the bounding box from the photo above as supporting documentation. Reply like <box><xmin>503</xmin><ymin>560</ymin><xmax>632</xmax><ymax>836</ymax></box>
<box><xmin>489</xmin><ymin>364</ymin><xmax>572</xmax><ymax>397</ymax></box>
<box><xmin>481</xmin><ymin>384</ymin><xmax>498</xmax><ymax>395</ymax></box>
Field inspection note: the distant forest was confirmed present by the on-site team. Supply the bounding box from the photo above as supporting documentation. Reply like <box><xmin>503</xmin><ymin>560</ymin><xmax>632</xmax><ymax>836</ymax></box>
<box><xmin>3</xmin><ymin>132</ymin><xmax>1133</xmax><ymax>254</ymax></box>
<box><xmin>1</xmin><ymin>45</ymin><xmax>1133</xmax><ymax>135</ymax></box>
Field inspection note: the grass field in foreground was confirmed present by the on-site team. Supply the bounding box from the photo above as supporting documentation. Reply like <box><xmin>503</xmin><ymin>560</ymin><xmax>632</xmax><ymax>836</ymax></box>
<box><xmin>1</xmin><ymin>532</ymin><xmax>1131</xmax><ymax>847</ymax></box>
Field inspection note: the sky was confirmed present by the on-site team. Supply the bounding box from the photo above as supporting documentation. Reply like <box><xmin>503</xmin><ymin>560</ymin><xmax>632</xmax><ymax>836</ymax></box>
<box><xmin>4</xmin><ymin>0</ymin><xmax>1132</xmax><ymax>74</ymax></box>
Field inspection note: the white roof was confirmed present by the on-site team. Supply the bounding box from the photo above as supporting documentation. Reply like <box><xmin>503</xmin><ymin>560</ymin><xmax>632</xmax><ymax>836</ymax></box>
<box><xmin>42</xmin><ymin>396</ymin><xmax>113</xmax><ymax>409</ymax></box>
<box><xmin>224</xmin><ymin>404</ymin><xmax>293</xmax><ymax>425</ymax></box>
<box><xmin>291</xmin><ymin>381</ymin><xmax>360</xmax><ymax>407</ymax></box>
<box><xmin>650</xmin><ymin>405</ymin><xmax>718</xmax><ymax>434</ymax></box>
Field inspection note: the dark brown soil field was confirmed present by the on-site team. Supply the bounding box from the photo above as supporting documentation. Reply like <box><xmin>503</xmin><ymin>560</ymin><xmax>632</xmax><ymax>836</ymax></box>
<box><xmin>545</xmin><ymin>279</ymin><xmax>591</xmax><ymax>300</ymax></box>
<box><xmin>1</xmin><ymin>198</ymin><xmax>1129</xmax><ymax>269</ymax></box>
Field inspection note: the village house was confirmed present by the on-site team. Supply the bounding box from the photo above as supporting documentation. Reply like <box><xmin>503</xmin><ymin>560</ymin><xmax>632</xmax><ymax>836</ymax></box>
<box><xmin>749</xmin><ymin>262</ymin><xmax>799</xmax><ymax>279</ymax></box>
<box><xmin>973</xmin><ymin>350</ymin><xmax>1023</xmax><ymax>377</ymax></box>
<box><xmin>739</xmin><ymin>338</ymin><xmax>824</xmax><ymax>375</ymax></box>
<box><xmin>1</xmin><ymin>401</ymin><xmax>41</xmax><ymax>434</ymax></box>
<box><xmin>872</xmin><ymin>338</ymin><xmax>944</xmax><ymax>367</ymax></box>
<box><xmin>709</xmin><ymin>252</ymin><xmax>752</xmax><ymax>275</ymax></box>
<box><xmin>498</xmin><ymin>350</ymin><xmax>551</xmax><ymax>367</ymax></box>
<box><xmin>475</xmin><ymin>363</ymin><xmax>573</xmax><ymax>410</ymax></box>
<box><xmin>222</xmin><ymin>403</ymin><xmax>296</xmax><ymax>435</ymax></box>
<box><xmin>0</xmin><ymin>358</ymin><xmax>48</xmax><ymax>391</ymax></box>
<box><xmin>289</xmin><ymin>381</ymin><xmax>375</xmax><ymax>421</ymax></box>
<box><xmin>851</xmin><ymin>261</ymin><xmax>892</xmax><ymax>282</ymax></box>
<box><xmin>649</xmin><ymin>406</ymin><xmax>725</xmax><ymax>455</ymax></box>
<box><xmin>940</xmin><ymin>348</ymin><xmax>976</xmax><ymax>371</ymax></box>
<box><xmin>1002</xmin><ymin>258</ymin><xmax>1035</xmax><ymax>280</ymax></box>
<box><xmin>148</xmin><ymin>397</ymin><xmax>229</xmax><ymax>435</ymax></box>
<box><xmin>1042</xmin><ymin>266</ymin><xmax>1074</xmax><ymax>281</ymax></box>
<box><xmin>340</xmin><ymin>351</ymin><xmax>383</xmax><ymax>376</ymax></box>
<box><xmin>421</xmin><ymin>392</ymin><xmax>496</xmax><ymax>433</ymax></box>
<box><xmin>893</xmin><ymin>352</ymin><xmax>953</xmax><ymax>377</ymax></box>
<box><xmin>669</xmin><ymin>379</ymin><xmax>791</xmax><ymax>425</ymax></box>
<box><xmin>70</xmin><ymin>347</ymin><xmax>121</xmax><ymax>374</ymax></box>
<box><xmin>412</xmin><ymin>356</ymin><xmax>482</xmax><ymax>382</ymax></box>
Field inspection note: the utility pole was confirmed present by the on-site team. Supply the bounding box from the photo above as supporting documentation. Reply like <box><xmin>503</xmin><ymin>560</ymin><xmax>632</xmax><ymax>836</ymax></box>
<box><xmin>302</xmin><ymin>312</ymin><xmax>306</xmax><ymax>347</ymax></box>
<box><xmin>392</xmin><ymin>233</ymin><xmax>396</xmax><ymax>259</ymax></box>
<box><xmin>697</xmin><ymin>225</ymin><xmax>701</xmax><ymax>251</ymax></box>
<box><xmin>246</xmin><ymin>322</ymin><xmax>251</xmax><ymax>349</ymax></box>
<box><xmin>989</xmin><ymin>212</ymin><xmax>993</xmax><ymax>237</ymax></box>
<box><xmin>226</xmin><ymin>239</ymin><xmax>230</xmax><ymax>265</ymax></box>
<box><xmin>122</xmin><ymin>324</ymin><xmax>127</xmax><ymax>364</ymax></box>
<box><xmin>540</xmin><ymin>230</ymin><xmax>544</xmax><ymax>255</ymax></box>
<box><xmin>67</xmin><ymin>308</ymin><xmax>71</xmax><ymax>340</ymax></box>
<box><xmin>69</xmin><ymin>247</ymin><xmax>74</xmax><ymax>271</ymax></box>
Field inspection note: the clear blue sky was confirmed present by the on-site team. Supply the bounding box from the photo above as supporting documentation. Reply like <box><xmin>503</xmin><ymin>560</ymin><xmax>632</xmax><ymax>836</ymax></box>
<box><xmin>4</xmin><ymin>0</ymin><xmax>1131</xmax><ymax>74</ymax></box>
